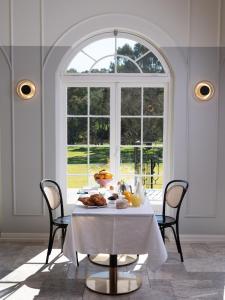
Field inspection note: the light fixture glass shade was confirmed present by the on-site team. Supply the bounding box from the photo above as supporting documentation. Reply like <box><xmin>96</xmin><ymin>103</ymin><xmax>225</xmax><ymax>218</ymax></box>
<box><xmin>16</xmin><ymin>80</ymin><xmax>36</xmax><ymax>100</ymax></box>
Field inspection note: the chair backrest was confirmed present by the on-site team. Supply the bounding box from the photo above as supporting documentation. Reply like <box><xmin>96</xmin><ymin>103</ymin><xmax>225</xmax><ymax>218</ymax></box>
<box><xmin>40</xmin><ymin>179</ymin><xmax>64</xmax><ymax>222</ymax></box>
<box><xmin>162</xmin><ymin>180</ymin><xmax>189</xmax><ymax>220</ymax></box>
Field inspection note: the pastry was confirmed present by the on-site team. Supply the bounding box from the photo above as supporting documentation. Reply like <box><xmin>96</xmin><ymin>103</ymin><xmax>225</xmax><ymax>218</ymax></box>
<box><xmin>116</xmin><ymin>197</ymin><xmax>128</xmax><ymax>209</ymax></box>
<box><xmin>78</xmin><ymin>194</ymin><xmax>106</xmax><ymax>206</ymax></box>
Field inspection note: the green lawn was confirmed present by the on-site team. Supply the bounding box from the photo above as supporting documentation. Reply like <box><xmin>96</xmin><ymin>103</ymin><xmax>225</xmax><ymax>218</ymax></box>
<box><xmin>67</xmin><ymin>146</ymin><xmax>163</xmax><ymax>189</ymax></box>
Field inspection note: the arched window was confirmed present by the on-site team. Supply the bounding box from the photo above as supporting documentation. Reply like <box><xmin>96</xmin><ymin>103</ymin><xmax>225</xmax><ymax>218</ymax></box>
<box><xmin>63</xmin><ymin>31</ymin><xmax>170</xmax><ymax>202</ymax></box>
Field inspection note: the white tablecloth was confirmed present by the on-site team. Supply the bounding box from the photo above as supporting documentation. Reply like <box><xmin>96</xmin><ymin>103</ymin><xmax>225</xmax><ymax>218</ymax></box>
<box><xmin>63</xmin><ymin>201</ymin><xmax>167</xmax><ymax>271</ymax></box>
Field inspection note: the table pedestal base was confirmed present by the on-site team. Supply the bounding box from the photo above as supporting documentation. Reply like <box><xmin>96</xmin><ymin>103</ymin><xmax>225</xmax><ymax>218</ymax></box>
<box><xmin>89</xmin><ymin>254</ymin><xmax>138</xmax><ymax>266</ymax></box>
<box><xmin>86</xmin><ymin>271</ymin><xmax>141</xmax><ymax>295</ymax></box>
<box><xmin>86</xmin><ymin>254</ymin><xmax>141</xmax><ymax>295</ymax></box>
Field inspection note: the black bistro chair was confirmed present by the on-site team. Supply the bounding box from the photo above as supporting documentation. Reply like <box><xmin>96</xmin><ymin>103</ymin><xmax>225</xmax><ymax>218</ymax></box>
<box><xmin>40</xmin><ymin>179</ymin><xmax>79</xmax><ymax>265</ymax></box>
<box><xmin>156</xmin><ymin>179</ymin><xmax>189</xmax><ymax>262</ymax></box>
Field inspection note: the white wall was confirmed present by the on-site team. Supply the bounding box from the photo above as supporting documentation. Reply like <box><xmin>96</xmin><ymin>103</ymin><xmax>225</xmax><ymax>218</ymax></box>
<box><xmin>0</xmin><ymin>0</ymin><xmax>225</xmax><ymax>235</ymax></box>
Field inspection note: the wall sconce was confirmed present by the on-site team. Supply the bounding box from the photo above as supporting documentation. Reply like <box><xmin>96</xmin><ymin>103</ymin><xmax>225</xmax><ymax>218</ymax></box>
<box><xmin>194</xmin><ymin>81</ymin><xmax>215</xmax><ymax>101</ymax></box>
<box><xmin>16</xmin><ymin>80</ymin><xmax>36</xmax><ymax>100</ymax></box>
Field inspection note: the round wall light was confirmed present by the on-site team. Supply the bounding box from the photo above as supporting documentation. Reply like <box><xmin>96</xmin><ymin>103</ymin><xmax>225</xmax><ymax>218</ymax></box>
<box><xmin>16</xmin><ymin>80</ymin><xmax>36</xmax><ymax>100</ymax></box>
<box><xmin>194</xmin><ymin>81</ymin><xmax>215</xmax><ymax>101</ymax></box>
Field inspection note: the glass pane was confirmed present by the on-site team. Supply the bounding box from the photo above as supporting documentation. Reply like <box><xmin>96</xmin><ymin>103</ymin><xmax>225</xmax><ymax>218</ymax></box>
<box><xmin>67</xmin><ymin>52</ymin><xmax>93</xmax><ymax>73</ymax></box>
<box><xmin>89</xmin><ymin>147</ymin><xmax>110</xmax><ymax>174</ymax></box>
<box><xmin>142</xmin><ymin>176</ymin><xmax>163</xmax><ymax>189</ymax></box>
<box><xmin>90</xmin><ymin>56</ymin><xmax>115</xmax><ymax>73</ymax></box>
<box><xmin>67</xmin><ymin>87</ymin><xmax>87</xmax><ymax>115</ymax></box>
<box><xmin>67</xmin><ymin>146</ymin><xmax>88</xmax><ymax>174</ymax></box>
<box><xmin>118</xmin><ymin>175</ymin><xmax>137</xmax><ymax>189</ymax></box>
<box><xmin>121</xmin><ymin>88</ymin><xmax>141</xmax><ymax>115</ymax></box>
<box><xmin>121</xmin><ymin>118</ymin><xmax>141</xmax><ymax>145</ymax></box>
<box><xmin>142</xmin><ymin>147</ymin><xmax>163</xmax><ymax>175</ymax></box>
<box><xmin>137</xmin><ymin>52</ymin><xmax>165</xmax><ymax>73</ymax></box>
<box><xmin>67</xmin><ymin>117</ymin><xmax>87</xmax><ymax>144</ymax></box>
<box><xmin>117</xmin><ymin>39</ymin><xmax>148</xmax><ymax>60</ymax></box>
<box><xmin>143</xmin><ymin>88</ymin><xmax>164</xmax><ymax>116</ymax></box>
<box><xmin>67</xmin><ymin>175</ymin><xmax>88</xmax><ymax>189</ymax></box>
<box><xmin>120</xmin><ymin>147</ymin><xmax>141</xmax><ymax>174</ymax></box>
<box><xmin>143</xmin><ymin>118</ymin><xmax>163</xmax><ymax>145</ymax></box>
<box><xmin>90</xmin><ymin>87</ymin><xmax>110</xmax><ymax>115</ymax></box>
<box><xmin>90</xmin><ymin>118</ymin><xmax>110</xmax><ymax>144</ymax></box>
<box><xmin>117</xmin><ymin>56</ymin><xmax>140</xmax><ymax>73</ymax></box>
<box><xmin>83</xmin><ymin>38</ymin><xmax>115</xmax><ymax>60</ymax></box>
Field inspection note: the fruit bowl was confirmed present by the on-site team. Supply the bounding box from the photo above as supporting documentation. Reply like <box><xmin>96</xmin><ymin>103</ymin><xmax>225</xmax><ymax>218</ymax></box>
<box><xmin>95</xmin><ymin>178</ymin><xmax>112</xmax><ymax>188</ymax></box>
<box><xmin>94</xmin><ymin>170</ymin><xmax>113</xmax><ymax>187</ymax></box>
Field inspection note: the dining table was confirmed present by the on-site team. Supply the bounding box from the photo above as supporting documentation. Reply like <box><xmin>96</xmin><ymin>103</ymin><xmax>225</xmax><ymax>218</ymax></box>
<box><xmin>63</xmin><ymin>199</ymin><xmax>167</xmax><ymax>295</ymax></box>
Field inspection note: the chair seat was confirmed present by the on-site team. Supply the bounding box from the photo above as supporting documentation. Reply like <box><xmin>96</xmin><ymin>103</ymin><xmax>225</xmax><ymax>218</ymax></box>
<box><xmin>53</xmin><ymin>215</ymin><xmax>71</xmax><ymax>226</ymax></box>
<box><xmin>156</xmin><ymin>214</ymin><xmax>176</xmax><ymax>225</ymax></box>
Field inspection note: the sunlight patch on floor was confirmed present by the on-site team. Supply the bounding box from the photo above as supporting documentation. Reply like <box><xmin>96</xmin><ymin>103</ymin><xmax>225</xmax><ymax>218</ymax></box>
<box><xmin>3</xmin><ymin>285</ymin><xmax>39</xmax><ymax>300</ymax></box>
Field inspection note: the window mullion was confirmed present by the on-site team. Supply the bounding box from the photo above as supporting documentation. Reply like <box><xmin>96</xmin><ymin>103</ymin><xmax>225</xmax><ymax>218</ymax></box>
<box><xmin>140</xmin><ymin>87</ymin><xmax>143</xmax><ymax>180</ymax></box>
<box><xmin>87</xmin><ymin>87</ymin><xmax>90</xmax><ymax>186</ymax></box>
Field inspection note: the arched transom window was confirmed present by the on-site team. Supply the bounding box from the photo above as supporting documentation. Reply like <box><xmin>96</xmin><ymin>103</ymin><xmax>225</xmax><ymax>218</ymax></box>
<box><xmin>62</xmin><ymin>31</ymin><xmax>170</xmax><ymax>202</ymax></box>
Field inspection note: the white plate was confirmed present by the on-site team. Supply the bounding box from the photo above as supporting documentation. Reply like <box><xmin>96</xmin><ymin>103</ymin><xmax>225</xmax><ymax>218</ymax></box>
<box><xmin>83</xmin><ymin>205</ymin><xmax>107</xmax><ymax>209</ymax></box>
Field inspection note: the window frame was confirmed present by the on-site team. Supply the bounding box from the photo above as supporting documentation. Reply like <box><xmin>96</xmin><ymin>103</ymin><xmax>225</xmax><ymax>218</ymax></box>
<box><xmin>57</xmin><ymin>32</ymin><xmax>172</xmax><ymax>209</ymax></box>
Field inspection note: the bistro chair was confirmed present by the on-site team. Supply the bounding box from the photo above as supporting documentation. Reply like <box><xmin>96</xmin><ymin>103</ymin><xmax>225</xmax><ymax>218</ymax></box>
<box><xmin>156</xmin><ymin>179</ymin><xmax>189</xmax><ymax>262</ymax></box>
<box><xmin>40</xmin><ymin>179</ymin><xmax>79</xmax><ymax>265</ymax></box>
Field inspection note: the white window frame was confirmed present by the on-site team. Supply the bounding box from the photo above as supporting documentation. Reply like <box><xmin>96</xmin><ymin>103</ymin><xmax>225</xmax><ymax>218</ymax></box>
<box><xmin>56</xmin><ymin>32</ymin><xmax>172</xmax><ymax>211</ymax></box>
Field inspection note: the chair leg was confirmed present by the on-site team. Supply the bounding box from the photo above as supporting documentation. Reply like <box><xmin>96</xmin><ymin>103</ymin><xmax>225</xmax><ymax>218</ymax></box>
<box><xmin>76</xmin><ymin>251</ymin><xmax>79</xmax><ymax>266</ymax></box>
<box><xmin>46</xmin><ymin>227</ymin><xmax>59</xmax><ymax>264</ymax></box>
<box><xmin>176</xmin><ymin>223</ymin><xmax>183</xmax><ymax>262</ymax></box>
<box><xmin>61</xmin><ymin>228</ymin><xmax>65</xmax><ymax>251</ymax></box>
<box><xmin>170</xmin><ymin>225</ymin><xmax>183</xmax><ymax>262</ymax></box>
<box><xmin>46</xmin><ymin>225</ymin><xmax>53</xmax><ymax>264</ymax></box>
<box><xmin>160</xmin><ymin>226</ymin><xmax>165</xmax><ymax>242</ymax></box>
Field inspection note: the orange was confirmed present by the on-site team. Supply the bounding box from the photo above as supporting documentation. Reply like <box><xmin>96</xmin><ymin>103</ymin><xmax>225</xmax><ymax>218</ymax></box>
<box><xmin>104</xmin><ymin>173</ymin><xmax>113</xmax><ymax>179</ymax></box>
<box><xmin>123</xmin><ymin>191</ymin><xmax>132</xmax><ymax>203</ymax></box>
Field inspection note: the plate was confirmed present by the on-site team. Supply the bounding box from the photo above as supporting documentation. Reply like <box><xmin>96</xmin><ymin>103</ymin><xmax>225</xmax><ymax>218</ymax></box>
<box><xmin>83</xmin><ymin>204</ymin><xmax>107</xmax><ymax>209</ymax></box>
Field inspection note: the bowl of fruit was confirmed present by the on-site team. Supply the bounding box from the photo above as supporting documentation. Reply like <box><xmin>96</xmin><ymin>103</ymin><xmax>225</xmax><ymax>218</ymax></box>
<box><xmin>94</xmin><ymin>170</ymin><xmax>113</xmax><ymax>187</ymax></box>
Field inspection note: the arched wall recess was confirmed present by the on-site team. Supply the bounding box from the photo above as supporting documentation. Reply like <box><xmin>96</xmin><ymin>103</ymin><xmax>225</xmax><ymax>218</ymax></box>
<box><xmin>43</xmin><ymin>14</ymin><xmax>188</xmax><ymax>215</ymax></box>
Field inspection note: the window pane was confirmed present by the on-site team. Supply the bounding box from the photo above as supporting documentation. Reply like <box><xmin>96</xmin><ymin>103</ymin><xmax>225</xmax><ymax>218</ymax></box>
<box><xmin>142</xmin><ymin>176</ymin><xmax>163</xmax><ymax>189</ymax></box>
<box><xmin>67</xmin><ymin>87</ymin><xmax>87</xmax><ymax>115</ymax></box>
<box><xmin>91</xmin><ymin>56</ymin><xmax>115</xmax><ymax>73</ymax></box>
<box><xmin>121</xmin><ymin>118</ymin><xmax>141</xmax><ymax>145</ymax></box>
<box><xmin>89</xmin><ymin>147</ymin><xmax>110</xmax><ymax>175</ymax></box>
<box><xmin>67</xmin><ymin>117</ymin><xmax>87</xmax><ymax>144</ymax></box>
<box><xmin>90</xmin><ymin>87</ymin><xmax>110</xmax><ymax>115</ymax></box>
<box><xmin>67</xmin><ymin>146</ymin><xmax>88</xmax><ymax>174</ymax></box>
<box><xmin>67</xmin><ymin>52</ymin><xmax>93</xmax><ymax>73</ymax></box>
<box><xmin>143</xmin><ymin>118</ymin><xmax>163</xmax><ymax>145</ymax></box>
<box><xmin>121</xmin><ymin>88</ymin><xmax>141</xmax><ymax>115</ymax></box>
<box><xmin>90</xmin><ymin>118</ymin><xmax>110</xmax><ymax>145</ymax></box>
<box><xmin>117</xmin><ymin>39</ymin><xmax>148</xmax><ymax>60</ymax></box>
<box><xmin>67</xmin><ymin>175</ymin><xmax>88</xmax><ymax>188</ymax></box>
<box><xmin>143</xmin><ymin>88</ymin><xmax>164</xmax><ymax>116</ymax></box>
<box><xmin>117</xmin><ymin>57</ymin><xmax>140</xmax><ymax>73</ymax></box>
<box><xmin>83</xmin><ymin>38</ymin><xmax>115</xmax><ymax>60</ymax></box>
<box><xmin>137</xmin><ymin>52</ymin><xmax>165</xmax><ymax>73</ymax></box>
<box><xmin>142</xmin><ymin>147</ymin><xmax>163</xmax><ymax>175</ymax></box>
<box><xmin>120</xmin><ymin>146</ymin><xmax>141</xmax><ymax>174</ymax></box>
<box><xmin>118</xmin><ymin>175</ymin><xmax>137</xmax><ymax>188</ymax></box>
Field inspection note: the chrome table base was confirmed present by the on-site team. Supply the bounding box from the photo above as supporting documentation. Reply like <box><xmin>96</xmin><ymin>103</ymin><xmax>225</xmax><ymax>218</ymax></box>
<box><xmin>88</xmin><ymin>254</ymin><xmax>138</xmax><ymax>266</ymax></box>
<box><xmin>86</xmin><ymin>254</ymin><xmax>141</xmax><ymax>295</ymax></box>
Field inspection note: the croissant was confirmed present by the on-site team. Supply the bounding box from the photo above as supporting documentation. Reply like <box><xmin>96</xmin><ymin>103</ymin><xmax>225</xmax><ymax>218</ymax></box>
<box><xmin>78</xmin><ymin>194</ymin><xmax>106</xmax><ymax>206</ymax></box>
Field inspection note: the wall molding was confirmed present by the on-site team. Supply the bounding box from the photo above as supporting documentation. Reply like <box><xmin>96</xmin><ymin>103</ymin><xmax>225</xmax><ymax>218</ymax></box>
<box><xmin>0</xmin><ymin>232</ymin><xmax>49</xmax><ymax>240</ymax></box>
<box><xmin>179</xmin><ymin>234</ymin><xmax>225</xmax><ymax>243</ymax></box>
<box><xmin>10</xmin><ymin>0</ymin><xmax>45</xmax><ymax>216</ymax></box>
<box><xmin>1</xmin><ymin>232</ymin><xmax>225</xmax><ymax>243</ymax></box>
<box><xmin>40</xmin><ymin>0</ymin><xmax>45</xmax><ymax>215</ymax></box>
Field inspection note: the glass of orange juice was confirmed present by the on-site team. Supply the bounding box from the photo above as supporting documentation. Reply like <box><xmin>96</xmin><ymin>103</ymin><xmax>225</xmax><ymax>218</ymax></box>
<box><xmin>130</xmin><ymin>194</ymin><xmax>141</xmax><ymax>207</ymax></box>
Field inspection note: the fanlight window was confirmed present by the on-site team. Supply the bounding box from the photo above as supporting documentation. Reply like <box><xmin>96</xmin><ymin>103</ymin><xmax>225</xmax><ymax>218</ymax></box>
<box><xmin>67</xmin><ymin>37</ymin><xmax>165</xmax><ymax>74</ymax></box>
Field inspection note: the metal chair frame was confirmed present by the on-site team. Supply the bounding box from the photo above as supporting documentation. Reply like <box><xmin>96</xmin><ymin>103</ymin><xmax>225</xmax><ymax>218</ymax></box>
<box><xmin>156</xmin><ymin>179</ymin><xmax>189</xmax><ymax>262</ymax></box>
<box><xmin>40</xmin><ymin>179</ymin><xmax>79</xmax><ymax>265</ymax></box>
